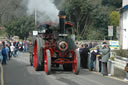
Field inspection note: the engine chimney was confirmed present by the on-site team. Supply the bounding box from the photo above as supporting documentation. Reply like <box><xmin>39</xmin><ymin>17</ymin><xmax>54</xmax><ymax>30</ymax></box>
<box><xmin>59</xmin><ymin>11</ymin><xmax>66</xmax><ymax>34</ymax></box>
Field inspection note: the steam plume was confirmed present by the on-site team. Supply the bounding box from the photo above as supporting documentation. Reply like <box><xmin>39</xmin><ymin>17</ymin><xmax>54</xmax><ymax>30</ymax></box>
<box><xmin>27</xmin><ymin>0</ymin><xmax>59</xmax><ymax>24</ymax></box>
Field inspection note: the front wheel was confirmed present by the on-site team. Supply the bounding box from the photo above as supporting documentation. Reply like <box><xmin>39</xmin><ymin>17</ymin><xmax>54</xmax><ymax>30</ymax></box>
<box><xmin>72</xmin><ymin>49</ymin><xmax>80</xmax><ymax>75</ymax></box>
<box><xmin>44</xmin><ymin>49</ymin><xmax>51</xmax><ymax>75</ymax></box>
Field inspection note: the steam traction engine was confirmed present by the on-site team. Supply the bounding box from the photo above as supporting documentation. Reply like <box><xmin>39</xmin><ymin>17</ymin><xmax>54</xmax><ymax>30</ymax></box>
<box><xmin>30</xmin><ymin>11</ymin><xmax>80</xmax><ymax>75</ymax></box>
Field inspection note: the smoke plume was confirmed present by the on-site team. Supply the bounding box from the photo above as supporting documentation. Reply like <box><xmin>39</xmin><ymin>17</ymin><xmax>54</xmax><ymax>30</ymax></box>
<box><xmin>27</xmin><ymin>0</ymin><xmax>59</xmax><ymax>24</ymax></box>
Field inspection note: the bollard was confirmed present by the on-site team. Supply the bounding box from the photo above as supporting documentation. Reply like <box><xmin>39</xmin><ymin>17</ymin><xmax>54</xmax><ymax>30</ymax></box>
<box><xmin>108</xmin><ymin>51</ymin><xmax>115</xmax><ymax>76</ymax></box>
<box><xmin>108</xmin><ymin>60</ymin><xmax>114</xmax><ymax>76</ymax></box>
<box><xmin>88</xmin><ymin>53</ymin><xmax>91</xmax><ymax>69</ymax></box>
<box><xmin>107</xmin><ymin>60</ymin><xmax>111</xmax><ymax>75</ymax></box>
<box><xmin>111</xmin><ymin>60</ymin><xmax>114</xmax><ymax>75</ymax></box>
<box><xmin>95</xmin><ymin>57</ymin><xmax>99</xmax><ymax>72</ymax></box>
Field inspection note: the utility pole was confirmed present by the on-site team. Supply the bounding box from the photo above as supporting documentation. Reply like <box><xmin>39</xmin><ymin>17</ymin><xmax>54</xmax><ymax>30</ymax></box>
<box><xmin>35</xmin><ymin>8</ymin><xmax>37</xmax><ymax>26</ymax></box>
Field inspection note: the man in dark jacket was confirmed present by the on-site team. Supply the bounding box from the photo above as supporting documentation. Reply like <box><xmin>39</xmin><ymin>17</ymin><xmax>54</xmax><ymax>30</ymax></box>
<box><xmin>81</xmin><ymin>44</ymin><xmax>90</xmax><ymax>68</ymax></box>
<box><xmin>1</xmin><ymin>45</ymin><xmax>7</xmax><ymax>65</ymax></box>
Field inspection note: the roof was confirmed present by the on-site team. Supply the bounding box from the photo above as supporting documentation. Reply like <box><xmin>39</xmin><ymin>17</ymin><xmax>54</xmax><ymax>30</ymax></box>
<box><xmin>120</xmin><ymin>5</ymin><xmax>128</xmax><ymax>13</ymax></box>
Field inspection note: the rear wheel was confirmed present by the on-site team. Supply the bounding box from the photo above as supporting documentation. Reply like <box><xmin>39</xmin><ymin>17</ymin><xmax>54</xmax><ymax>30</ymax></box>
<box><xmin>72</xmin><ymin>49</ymin><xmax>80</xmax><ymax>75</ymax></box>
<box><xmin>34</xmin><ymin>38</ymin><xmax>41</xmax><ymax>71</ymax></box>
<box><xmin>44</xmin><ymin>49</ymin><xmax>51</xmax><ymax>75</ymax></box>
<box><xmin>39</xmin><ymin>38</ymin><xmax>44</xmax><ymax>70</ymax></box>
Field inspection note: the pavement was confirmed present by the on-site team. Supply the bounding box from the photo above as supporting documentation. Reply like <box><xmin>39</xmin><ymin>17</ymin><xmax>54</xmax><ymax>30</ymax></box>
<box><xmin>0</xmin><ymin>52</ymin><xmax>128</xmax><ymax>85</ymax></box>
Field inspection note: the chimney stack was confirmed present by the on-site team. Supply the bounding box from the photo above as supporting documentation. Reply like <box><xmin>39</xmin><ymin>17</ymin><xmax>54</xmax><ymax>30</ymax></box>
<box><xmin>58</xmin><ymin>11</ymin><xmax>66</xmax><ymax>34</ymax></box>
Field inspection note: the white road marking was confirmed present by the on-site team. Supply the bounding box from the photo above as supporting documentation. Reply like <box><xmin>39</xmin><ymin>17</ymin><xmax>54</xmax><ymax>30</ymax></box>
<box><xmin>0</xmin><ymin>64</ymin><xmax>4</xmax><ymax>85</ymax></box>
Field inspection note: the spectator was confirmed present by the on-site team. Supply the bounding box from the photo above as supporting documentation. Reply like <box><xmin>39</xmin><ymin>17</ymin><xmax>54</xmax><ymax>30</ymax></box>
<box><xmin>79</xmin><ymin>44</ymin><xmax>84</xmax><ymax>53</ymax></box>
<box><xmin>99</xmin><ymin>44</ymin><xmax>110</xmax><ymax>76</ymax></box>
<box><xmin>14</xmin><ymin>41</ymin><xmax>19</xmax><ymax>56</ymax></box>
<box><xmin>89</xmin><ymin>48</ymin><xmax>98</xmax><ymax>71</ymax></box>
<box><xmin>10</xmin><ymin>44</ymin><xmax>15</xmax><ymax>57</ymax></box>
<box><xmin>75</xmin><ymin>42</ymin><xmax>79</xmax><ymax>48</ymax></box>
<box><xmin>81</xmin><ymin>44</ymin><xmax>90</xmax><ymax>68</ymax></box>
<box><xmin>19</xmin><ymin>44</ymin><xmax>23</xmax><ymax>52</ymax></box>
<box><xmin>8</xmin><ymin>44</ymin><xmax>11</xmax><ymax>60</ymax></box>
<box><xmin>5</xmin><ymin>44</ymin><xmax>9</xmax><ymax>60</ymax></box>
<box><xmin>2</xmin><ymin>41</ymin><xmax>5</xmax><ymax>46</ymax></box>
<box><xmin>24</xmin><ymin>40</ymin><xmax>28</xmax><ymax>52</ymax></box>
<box><xmin>1</xmin><ymin>45</ymin><xmax>7</xmax><ymax>65</ymax></box>
<box><xmin>124</xmin><ymin>58</ymin><xmax>128</xmax><ymax>81</ymax></box>
<box><xmin>96</xmin><ymin>45</ymin><xmax>102</xmax><ymax>72</ymax></box>
<box><xmin>79</xmin><ymin>44</ymin><xmax>84</xmax><ymax>67</ymax></box>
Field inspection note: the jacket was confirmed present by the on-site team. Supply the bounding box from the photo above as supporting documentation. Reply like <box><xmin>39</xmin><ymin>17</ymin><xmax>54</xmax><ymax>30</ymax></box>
<box><xmin>2</xmin><ymin>48</ymin><xmax>7</xmax><ymax>56</ymax></box>
<box><xmin>99</xmin><ymin>47</ymin><xmax>110</xmax><ymax>63</ymax></box>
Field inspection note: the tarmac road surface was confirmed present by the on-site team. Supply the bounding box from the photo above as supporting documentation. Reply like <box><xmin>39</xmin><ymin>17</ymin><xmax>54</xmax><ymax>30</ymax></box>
<box><xmin>0</xmin><ymin>52</ymin><xmax>128</xmax><ymax>85</ymax></box>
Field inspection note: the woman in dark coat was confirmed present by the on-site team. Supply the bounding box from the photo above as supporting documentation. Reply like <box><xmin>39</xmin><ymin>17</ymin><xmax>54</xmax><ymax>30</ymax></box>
<box><xmin>81</xmin><ymin>44</ymin><xmax>90</xmax><ymax>68</ymax></box>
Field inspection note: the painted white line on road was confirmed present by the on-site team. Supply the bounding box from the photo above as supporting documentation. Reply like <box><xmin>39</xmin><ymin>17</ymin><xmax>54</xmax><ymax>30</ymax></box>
<box><xmin>0</xmin><ymin>64</ymin><xmax>4</xmax><ymax>85</ymax></box>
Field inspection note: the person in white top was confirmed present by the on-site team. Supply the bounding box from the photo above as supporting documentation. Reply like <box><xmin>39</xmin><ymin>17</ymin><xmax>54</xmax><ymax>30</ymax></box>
<box><xmin>10</xmin><ymin>44</ymin><xmax>15</xmax><ymax>57</ymax></box>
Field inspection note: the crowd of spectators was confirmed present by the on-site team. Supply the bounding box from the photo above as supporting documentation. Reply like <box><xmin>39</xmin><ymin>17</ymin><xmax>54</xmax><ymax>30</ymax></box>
<box><xmin>0</xmin><ymin>40</ymin><xmax>30</xmax><ymax>65</ymax></box>
<box><xmin>75</xmin><ymin>41</ymin><xmax>111</xmax><ymax>76</ymax></box>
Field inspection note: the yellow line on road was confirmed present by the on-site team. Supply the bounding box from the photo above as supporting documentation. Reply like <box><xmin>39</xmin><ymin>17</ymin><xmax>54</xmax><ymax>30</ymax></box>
<box><xmin>0</xmin><ymin>63</ymin><xmax>4</xmax><ymax>85</ymax></box>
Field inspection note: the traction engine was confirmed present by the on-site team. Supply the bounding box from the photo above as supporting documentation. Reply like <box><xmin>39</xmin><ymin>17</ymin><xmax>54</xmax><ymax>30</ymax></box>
<box><xmin>30</xmin><ymin>11</ymin><xmax>80</xmax><ymax>75</ymax></box>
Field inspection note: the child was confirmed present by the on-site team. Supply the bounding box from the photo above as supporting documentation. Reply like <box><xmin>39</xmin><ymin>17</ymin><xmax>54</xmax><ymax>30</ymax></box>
<box><xmin>124</xmin><ymin>58</ymin><xmax>128</xmax><ymax>81</ymax></box>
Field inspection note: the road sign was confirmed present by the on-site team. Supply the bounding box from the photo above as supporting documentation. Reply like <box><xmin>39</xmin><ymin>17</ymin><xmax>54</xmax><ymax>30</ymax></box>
<box><xmin>108</xmin><ymin>26</ymin><xmax>113</xmax><ymax>36</ymax></box>
<box><xmin>109</xmin><ymin>40</ymin><xmax>119</xmax><ymax>50</ymax></box>
<box><xmin>33</xmin><ymin>31</ymin><xmax>38</xmax><ymax>35</ymax></box>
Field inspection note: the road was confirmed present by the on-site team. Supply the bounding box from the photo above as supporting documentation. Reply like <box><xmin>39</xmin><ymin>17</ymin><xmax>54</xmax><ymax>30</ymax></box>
<box><xmin>0</xmin><ymin>52</ymin><xmax>128</xmax><ymax>85</ymax></box>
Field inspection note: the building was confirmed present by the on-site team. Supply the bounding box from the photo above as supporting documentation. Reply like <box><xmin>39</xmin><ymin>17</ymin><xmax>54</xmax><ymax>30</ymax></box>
<box><xmin>120</xmin><ymin>0</ymin><xmax>128</xmax><ymax>49</ymax></box>
<box><xmin>122</xmin><ymin>0</ymin><xmax>128</xmax><ymax>7</ymax></box>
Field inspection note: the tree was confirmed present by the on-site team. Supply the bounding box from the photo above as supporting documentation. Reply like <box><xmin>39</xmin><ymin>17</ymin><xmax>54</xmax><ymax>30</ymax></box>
<box><xmin>5</xmin><ymin>16</ymin><xmax>35</xmax><ymax>39</ymax></box>
<box><xmin>102</xmin><ymin>0</ymin><xmax>122</xmax><ymax>8</ymax></box>
<box><xmin>63</xmin><ymin>0</ymin><xmax>122</xmax><ymax>40</ymax></box>
<box><xmin>64</xmin><ymin>0</ymin><xmax>100</xmax><ymax>40</ymax></box>
<box><xmin>0</xmin><ymin>0</ymin><xmax>26</xmax><ymax>24</ymax></box>
<box><xmin>109</xmin><ymin>11</ymin><xmax>120</xmax><ymax>27</ymax></box>
<box><xmin>109</xmin><ymin>11</ymin><xmax>120</xmax><ymax>39</ymax></box>
<box><xmin>86</xmin><ymin>27</ymin><xmax>105</xmax><ymax>40</ymax></box>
